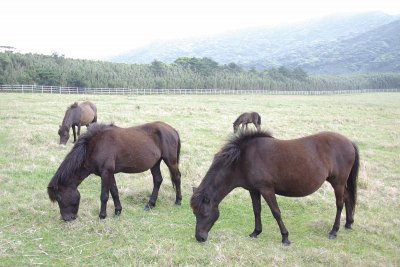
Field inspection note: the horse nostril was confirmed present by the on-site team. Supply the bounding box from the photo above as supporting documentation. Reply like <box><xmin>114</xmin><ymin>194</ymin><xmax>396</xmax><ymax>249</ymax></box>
<box><xmin>196</xmin><ymin>234</ymin><xmax>207</xmax><ymax>242</ymax></box>
<box><xmin>63</xmin><ymin>215</ymin><xmax>77</xmax><ymax>222</ymax></box>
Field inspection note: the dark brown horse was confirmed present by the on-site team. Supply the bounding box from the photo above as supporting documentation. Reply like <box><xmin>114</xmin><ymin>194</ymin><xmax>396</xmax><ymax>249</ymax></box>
<box><xmin>191</xmin><ymin>131</ymin><xmax>359</xmax><ymax>245</ymax></box>
<box><xmin>58</xmin><ymin>101</ymin><xmax>97</xmax><ymax>145</ymax></box>
<box><xmin>233</xmin><ymin>112</ymin><xmax>261</xmax><ymax>133</ymax></box>
<box><xmin>48</xmin><ymin>121</ymin><xmax>182</xmax><ymax>221</ymax></box>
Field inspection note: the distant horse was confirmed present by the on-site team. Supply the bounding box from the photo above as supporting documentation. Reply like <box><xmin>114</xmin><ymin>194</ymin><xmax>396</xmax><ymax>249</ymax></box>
<box><xmin>233</xmin><ymin>112</ymin><xmax>261</xmax><ymax>133</ymax></box>
<box><xmin>48</xmin><ymin>121</ymin><xmax>182</xmax><ymax>221</ymax></box>
<box><xmin>58</xmin><ymin>101</ymin><xmax>97</xmax><ymax>145</ymax></box>
<box><xmin>191</xmin><ymin>131</ymin><xmax>359</xmax><ymax>245</ymax></box>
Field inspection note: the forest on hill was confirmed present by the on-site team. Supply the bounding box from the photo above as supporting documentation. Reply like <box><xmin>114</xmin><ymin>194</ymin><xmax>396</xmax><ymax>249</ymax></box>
<box><xmin>1</xmin><ymin>52</ymin><xmax>399</xmax><ymax>91</ymax></box>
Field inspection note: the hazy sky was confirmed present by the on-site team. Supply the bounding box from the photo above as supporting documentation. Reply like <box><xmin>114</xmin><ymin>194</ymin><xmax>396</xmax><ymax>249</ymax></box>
<box><xmin>1</xmin><ymin>0</ymin><xmax>399</xmax><ymax>60</ymax></box>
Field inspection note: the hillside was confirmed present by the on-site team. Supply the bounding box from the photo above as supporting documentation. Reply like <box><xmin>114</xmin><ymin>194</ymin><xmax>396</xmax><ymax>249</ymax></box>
<box><xmin>110</xmin><ymin>12</ymin><xmax>400</xmax><ymax>74</ymax></box>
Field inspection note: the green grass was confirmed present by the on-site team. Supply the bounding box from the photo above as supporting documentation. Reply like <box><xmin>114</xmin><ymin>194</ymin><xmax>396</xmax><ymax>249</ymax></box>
<box><xmin>0</xmin><ymin>93</ymin><xmax>399</xmax><ymax>266</ymax></box>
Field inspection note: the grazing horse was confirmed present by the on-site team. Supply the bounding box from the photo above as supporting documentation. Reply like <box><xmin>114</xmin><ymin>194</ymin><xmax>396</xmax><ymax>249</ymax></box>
<box><xmin>48</xmin><ymin>121</ymin><xmax>182</xmax><ymax>221</ymax></box>
<box><xmin>58</xmin><ymin>101</ymin><xmax>97</xmax><ymax>145</ymax></box>
<box><xmin>233</xmin><ymin>112</ymin><xmax>261</xmax><ymax>133</ymax></box>
<box><xmin>191</xmin><ymin>131</ymin><xmax>359</xmax><ymax>245</ymax></box>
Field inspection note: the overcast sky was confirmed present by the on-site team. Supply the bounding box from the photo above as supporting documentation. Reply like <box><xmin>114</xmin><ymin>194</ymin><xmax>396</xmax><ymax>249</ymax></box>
<box><xmin>1</xmin><ymin>0</ymin><xmax>399</xmax><ymax>60</ymax></box>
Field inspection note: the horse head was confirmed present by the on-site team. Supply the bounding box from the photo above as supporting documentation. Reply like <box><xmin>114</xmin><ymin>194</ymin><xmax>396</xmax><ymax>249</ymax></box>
<box><xmin>48</xmin><ymin>185</ymin><xmax>81</xmax><ymax>221</ymax></box>
<box><xmin>233</xmin><ymin>123</ymin><xmax>239</xmax><ymax>133</ymax></box>
<box><xmin>191</xmin><ymin>187</ymin><xmax>220</xmax><ymax>242</ymax></box>
<box><xmin>58</xmin><ymin>125</ymin><xmax>70</xmax><ymax>145</ymax></box>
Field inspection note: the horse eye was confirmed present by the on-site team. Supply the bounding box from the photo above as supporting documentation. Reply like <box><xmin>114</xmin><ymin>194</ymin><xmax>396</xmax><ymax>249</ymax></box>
<box><xmin>202</xmin><ymin>196</ymin><xmax>210</xmax><ymax>204</ymax></box>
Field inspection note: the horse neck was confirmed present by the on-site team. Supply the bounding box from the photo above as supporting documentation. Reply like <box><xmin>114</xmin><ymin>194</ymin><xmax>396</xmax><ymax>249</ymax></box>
<box><xmin>63</xmin><ymin>107</ymin><xmax>81</xmax><ymax>127</ymax></box>
<box><xmin>60</xmin><ymin>167</ymin><xmax>90</xmax><ymax>189</ymax></box>
<box><xmin>62</xmin><ymin>109</ymin><xmax>74</xmax><ymax>128</ymax></box>
<box><xmin>233</xmin><ymin>117</ymin><xmax>241</xmax><ymax>126</ymax></box>
<box><xmin>201</xmin><ymin>167</ymin><xmax>237</xmax><ymax>206</ymax></box>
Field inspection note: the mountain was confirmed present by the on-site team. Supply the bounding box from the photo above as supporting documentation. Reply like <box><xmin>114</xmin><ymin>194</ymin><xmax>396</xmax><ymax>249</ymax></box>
<box><xmin>290</xmin><ymin>20</ymin><xmax>400</xmax><ymax>73</ymax></box>
<box><xmin>110</xmin><ymin>12</ymin><xmax>400</xmax><ymax>74</ymax></box>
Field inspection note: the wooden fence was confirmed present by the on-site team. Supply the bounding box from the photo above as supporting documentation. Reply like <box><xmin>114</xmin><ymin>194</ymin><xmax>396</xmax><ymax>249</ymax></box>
<box><xmin>1</xmin><ymin>85</ymin><xmax>399</xmax><ymax>95</ymax></box>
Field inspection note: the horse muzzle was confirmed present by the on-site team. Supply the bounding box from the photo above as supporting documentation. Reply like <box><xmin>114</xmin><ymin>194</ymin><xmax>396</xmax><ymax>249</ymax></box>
<box><xmin>195</xmin><ymin>232</ymin><xmax>208</xmax><ymax>242</ymax></box>
<box><xmin>62</xmin><ymin>214</ymin><xmax>77</xmax><ymax>222</ymax></box>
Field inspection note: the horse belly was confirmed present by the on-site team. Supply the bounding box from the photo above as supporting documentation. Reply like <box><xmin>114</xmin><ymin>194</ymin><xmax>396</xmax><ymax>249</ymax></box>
<box><xmin>114</xmin><ymin>144</ymin><xmax>161</xmax><ymax>174</ymax></box>
<box><xmin>273</xmin><ymin>168</ymin><xmax>328</xmax><ymax>197</ymax></box>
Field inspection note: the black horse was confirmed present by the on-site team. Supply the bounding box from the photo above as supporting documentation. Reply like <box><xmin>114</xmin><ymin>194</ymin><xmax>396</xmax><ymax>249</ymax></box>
<box><xmin>48</xmin><ymin>121</ymin><xmax>182</xmax><ymax>221</ymax></box>
<box><xmin>191</xmin><ymin>130</ymin><xmax>359</xmax><ymax>245</ymax></box>
<box><xmin>233</xmin><ymin>112</ymin><xmax>261</xmax><ymax>133</ymax></box>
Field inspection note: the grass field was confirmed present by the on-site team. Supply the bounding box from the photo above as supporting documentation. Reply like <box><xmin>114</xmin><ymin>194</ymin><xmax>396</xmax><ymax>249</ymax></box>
<box><xmin>0</xmin><ymin>92</ymin><xmax>399</xmax><ymax>266</ymax></box>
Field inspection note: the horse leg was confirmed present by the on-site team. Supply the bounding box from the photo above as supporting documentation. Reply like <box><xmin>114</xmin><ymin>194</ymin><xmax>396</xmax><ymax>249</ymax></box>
<box><xmin>260</xmin><ymin>188</ymin><xmax>290</xmax><ymax>245</ymax></box>
<box><xmin>99</xmin><ymin>168</ymin><xmax>114</xmax><ymax>219</ymax></box>
<box><xmin>145</xmin><ymin>160</ymin><xmax>163</xmax><ymax>211</ymax></box>
<box><xmin>344</xmin><ymin>189</ymin><xmax>354</xmax><ymax>229</ymax></box>
<box><xmin>110</xmin><ymin>175</ymin><xmax>122</xmax><ymax>216</ymax></box>
<box><xmin>72</xmin><ymin>126</ymin><xmax>77</xmax><ymax>143</ymax></box>
<box><xmin>329</xmin><ymin>185</ymin><xmax>345</xmax><ymax>239</ymax></box>
<box><xmin>249</xmin><ymin>190</ymin><xmax>262</xmax><ymax>238</ymax></box>
<box><xmin>77</xmin><ymin>124</ymin><xmax>81</xmax><ymax>136</ymax></box>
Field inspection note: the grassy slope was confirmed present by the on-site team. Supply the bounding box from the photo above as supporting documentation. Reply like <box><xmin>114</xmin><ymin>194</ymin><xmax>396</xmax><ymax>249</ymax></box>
<box><xmin>0</xmin><ymin>93</ymin><xmax>399</xmax><ymax>266</ymax></box>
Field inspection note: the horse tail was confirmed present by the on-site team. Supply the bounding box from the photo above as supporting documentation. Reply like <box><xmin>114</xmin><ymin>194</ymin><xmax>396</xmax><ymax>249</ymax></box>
<box><xmin>347</xmin><ymin>142</ymin><xmax>359</xmax><ymax>216</ymax></box>
<box><xmin>165</xmin><ymin>127</ymin><xmax>181</xmax><ymax>189</ymax></box>
<box><xmin>176</xmin><ymin>132</ymin><xmax>181</xmax><ymax>165</ymax></box>
<box><xmin>90</xmin><ymin>102</ymin><xmax>98</xmax><ymax>123</ymax></box>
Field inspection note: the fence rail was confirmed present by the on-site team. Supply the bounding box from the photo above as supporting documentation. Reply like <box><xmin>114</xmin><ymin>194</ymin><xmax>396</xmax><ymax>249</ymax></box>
<box><xmin>1</xmin><ymin>85</ymin><xmax>399</xmax><ymax>95</ymax></box>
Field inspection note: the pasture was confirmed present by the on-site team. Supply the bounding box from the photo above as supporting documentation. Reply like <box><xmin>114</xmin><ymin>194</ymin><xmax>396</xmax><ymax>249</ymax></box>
<box><xmin>0</xmin><ymin>92</ymin><xmax>399</xmax><ymax>266</ymax></box>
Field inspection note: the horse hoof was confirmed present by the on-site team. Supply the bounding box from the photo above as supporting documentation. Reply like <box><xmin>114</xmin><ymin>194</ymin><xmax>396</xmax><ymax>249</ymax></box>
<box><xmin>99</xmin><ymin>214</ymin><xmax>107</xmax><ymax>219</ymax></box>
<box><xmin>282</xmin><ymin>240</ymin><xmax>291</xmax><ymax>246</ymax></box>
<box><xmin>144</xmin><ymin>204</ymin><xmax>154</xmax><ymax>211</ymax></box>
<box><xmin>175</xmin><ymin>201</ymin><xmax>182</xmax><ymax>206</ymax></box>
<box><xmin>345</xmin><ymin>224</ymin><xmax>352</xmax><ymax>230</ymax></box>
<box><xmin>115</xmin><ymin>209</ymin><xmax>122</xmax><ymax>216</ymax></box>
<box><xmin>249</xmin><ymin>233</ymin><xmax>258</xmax><ymax>238</ymax></box>
<box><xmin>249</xmin><ymin>230</ymin><xmax>261</xmax><ymax>238</ymax></box>
<box><xmin>328</xmin><ymin>233</ymin><xmax>337</xmax><ymax>239</ymax></box>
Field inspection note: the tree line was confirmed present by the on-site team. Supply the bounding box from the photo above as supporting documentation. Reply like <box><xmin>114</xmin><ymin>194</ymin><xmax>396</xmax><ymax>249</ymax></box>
<box><xmin>1</xmin><ymin>52</ymin><xmax>399</xmax><ymax>91</ymax></box>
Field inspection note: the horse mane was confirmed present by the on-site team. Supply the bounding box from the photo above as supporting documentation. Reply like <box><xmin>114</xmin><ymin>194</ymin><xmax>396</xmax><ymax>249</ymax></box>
<box><xmin>191</xmin><ymin>187</ymin><xmax>206</xmax><ymax>214</ymax></box>
<box><xmin>61</xmin><ymin>102</ymin><xmax>79</xmax><ymax>126</ymax></box>
<box><xmin>191</xmin><ymin>130</ymin><xmax>273</xmax><ymax>212</ymax></box>
<box><xmin>233</xmin><ymin>116</ymin><xmax>241</xmax><ymax>126</ymax></box>
<box><xmin>213</xmin><ymin>130</ymin><xmax>273</xmax><ymax>168</ymax></box>
<box><xmin>69</xmin><ymin>102</ymin><xmax>79</xmax><ymax>109</ymax></box>
<box><xmin>47</xmin><ymin>123</ymin><xmax>116</xmax><ymax>202</ymax></box>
